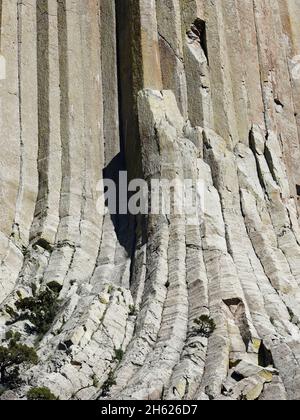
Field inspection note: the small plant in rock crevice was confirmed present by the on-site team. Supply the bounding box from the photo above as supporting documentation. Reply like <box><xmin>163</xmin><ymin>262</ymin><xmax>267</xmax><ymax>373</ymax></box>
<box><xmin>129</xmin><ymin>305</ymin><xmax>137</xmax><ymax>316</ymax></box>
<box><xmin>5</xmin><ymin>331</ymin><xmax>21</xmax><ymax>343</ymax></box>
<box><xmin>27</xmin><ymin>386</ymin><xmax>58</xmax><ymax>400</ymax></box>
<box><xmin>189</xmin><ymin>315</ymin><xmax>216</xmax><ymax>339</ymax></box>
<box><xmin>0</xmin><ymin>333</ymin><xmax>38</xmax><ymax>389</ymax></box>
<box><xmin>287</xmin><ymin>307</ymin><xmax>296</xmax><ymax>323</ymax></box>
<box><xmin>100</xmin><ymin>348</ymin><xmax>124</xmax><ymax>397</ymax></box>
<box><xmin>5</xmin><ymin>306</ymin><xmax>17</xmax><ymax>319</ymax></box>
<box><xmin>114</xmin><ymin>348</ymin><xmax>124</xmax><ymax>363</ymax></box>
<box><xmin>7</xmin><ymin>282</ymin><xmax>62</xmax><ymax>336</ymax></box>
<box><xmin>92</xmin><ymin>374</ymin><xmax>100</xmax><ymax>388</ymax></box>
<box><xmin>108</xmin><ymin>285</ymin><xmax>115</xmax><ymax>294</ymax></box>
<box><xmin>100</xmin><ymin>371</ymin><xmax>116</xmax><ymax>398</ymax></box>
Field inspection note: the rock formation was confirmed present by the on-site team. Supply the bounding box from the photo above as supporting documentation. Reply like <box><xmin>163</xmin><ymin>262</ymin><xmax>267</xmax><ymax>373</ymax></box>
<box><xmin>1</xmin><ymin>0</ymin><xmax>300</xmax><ymax>401</ymax></box>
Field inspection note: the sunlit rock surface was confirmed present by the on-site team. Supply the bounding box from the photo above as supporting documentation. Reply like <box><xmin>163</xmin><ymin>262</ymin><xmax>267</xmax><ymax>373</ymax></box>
<box><xmin>1</xmin><ymin>0</ymin><xmax>300</xmax><ymax>400</ymax></box>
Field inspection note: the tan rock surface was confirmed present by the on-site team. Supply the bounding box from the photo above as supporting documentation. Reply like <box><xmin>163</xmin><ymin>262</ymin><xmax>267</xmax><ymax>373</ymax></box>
<box><xmin>0</xmin><ymin>0</ymin><xmax>300</xmax><ymax>400</ymax></box>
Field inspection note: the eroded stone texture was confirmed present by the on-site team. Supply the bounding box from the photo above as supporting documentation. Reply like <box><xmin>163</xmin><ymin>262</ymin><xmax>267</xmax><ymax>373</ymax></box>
<box><xmin>0</xmin><ymin>0</ymin><xmax>300</xmax><ymax>401</ymax></box>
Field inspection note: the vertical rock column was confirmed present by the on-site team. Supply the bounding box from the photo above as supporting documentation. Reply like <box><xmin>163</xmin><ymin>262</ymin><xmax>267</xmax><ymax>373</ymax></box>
<box><xmin>156</xmin><ymin>0</ymin><xmax>188</xmax><ymax>117</ymax></box>
<box><xmin>101</xmin><ymin>0</ymin><xmax>120</xmax><ymax>166</ymax></box>
<box><xmin>285</xmin><ymin>0</ymin><xmax>300</xmax><ymax>150</ymax></box>
<box><xmin>202</xmin><ymin>0</ymin><xmax>239</xmax><ymax>146</ymax></box>
<box><xmin>139</xmin><ymin>0</ymin><xmax>163</xmax><ymax>90</ymax></box>
<box><xmin>0</xmin><ymin>0</ymin><xmax>39</xmax><ymax>301</ymax></box>
<box><xmin>45</xmin><ymin>0</ymin><xmax>104</xmax><ymax>287</ymax></box>
<box><xmin>31</xmin><ymin>0</ymin><xmax>62</xmax><ymax>246</ymax></box>
<box><xmin>91</xmin><ymin>0</ymin><xmax>134</xmax><ymax>290</ymax></box>
<box><xmin>13</xmin><ymin>0</ymin><xmax>39</xmax><ymax>247</ymax></box>
<box><xmin>180</xmin><ymin>0</ymin><xmax>213</xmax><ymax>128</ymax></box>
<box><xmin>116</xmin><ymin>0</ymin><xmax>162</xmax><ymax>181</ymax></box>
<box><xmin>253</xmin><ymin>0</ymin><xmax>300</xmax><ymax>197</ymax></box>
<box><xmin>63</xmin><ymin>0</ymin><xmax>104</xmax><ymax>286</ymax></box>
<box><xmin>0</xmin><ymin>0</ymin><xmax>23</xmax><ymax>299</ymax></box>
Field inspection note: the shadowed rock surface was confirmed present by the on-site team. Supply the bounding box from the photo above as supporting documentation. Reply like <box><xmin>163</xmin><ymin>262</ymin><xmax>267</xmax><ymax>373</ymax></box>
<box><xmin>1</xmin><ymin>0</ymin><xmax>300</xmax><ymax>400</ymax></box>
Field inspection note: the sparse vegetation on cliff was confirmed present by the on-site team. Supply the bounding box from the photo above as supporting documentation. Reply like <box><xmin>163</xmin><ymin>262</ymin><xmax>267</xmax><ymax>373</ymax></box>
<box><xmin>27</xmin><ymin>387</ymin><xmax>58</xmax><ymax>401</ymax></box>
<box><xmin>0</xmin><ymin>334</ymin><xmax>38</xmax><ymax>389</ymax></box>
<box><xmin>8</xmin><ymin>283</ymin><xmax>62</xmax><ymax>336</ymax></box>
<box><xmin>190</xmin><ymin>315</ymin><xmax>216</xmax><ymax>339</ymax></box>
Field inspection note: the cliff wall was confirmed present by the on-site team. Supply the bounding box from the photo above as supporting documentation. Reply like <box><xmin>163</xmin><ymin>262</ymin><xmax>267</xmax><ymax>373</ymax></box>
<box><xmin>1</xmin><ymin>0</ymin><xmax>300</xmax><ymax>400</ymax></box>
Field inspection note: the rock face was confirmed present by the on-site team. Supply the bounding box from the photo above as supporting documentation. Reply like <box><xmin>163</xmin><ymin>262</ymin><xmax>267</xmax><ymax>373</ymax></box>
<box><xmin>1</xmin><ymin>0</ymin><xmax>300</xmax><ymax>401</ymax></box>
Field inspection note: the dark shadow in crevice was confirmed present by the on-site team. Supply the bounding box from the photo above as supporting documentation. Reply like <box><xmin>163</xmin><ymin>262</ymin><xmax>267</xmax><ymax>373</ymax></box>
<box><xmin>31</xmin><ymin>0</ymin><xmax>50</xmax><ymax>241</ymax></box>
<box><xmin>103</xmin><ymin>153</ymin><xmax>135</xmax><ymax>259</ymax></box>
<box><xmin>191</xmin><ymin>18</ymin><xmax>209</xmax><ymax>64</ymax></box>
<box><xmin>106</xmin><ymin>1</ymin><xmax>147</xmax><ymax>263</ymax></box>
<box><xmin>115</xmin><ymin>0</ymin><xmax>143</xmax><ymax>181</ymax></box>
<box><xmin>258</xmin><ymin>342</ymin><xmax>274</xmax><ymax>368</ymax></box>
<box><xmin>231</xmin><ymin>372</ymin><xmax>244</xmax><ymax>383</ymax></box>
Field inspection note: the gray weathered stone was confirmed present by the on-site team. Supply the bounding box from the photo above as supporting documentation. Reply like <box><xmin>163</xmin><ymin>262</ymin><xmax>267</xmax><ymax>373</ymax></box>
<box><xmin>0</xmin><ymin>0</ymin><xmax>300</xmax><ymax>401</ymax></box>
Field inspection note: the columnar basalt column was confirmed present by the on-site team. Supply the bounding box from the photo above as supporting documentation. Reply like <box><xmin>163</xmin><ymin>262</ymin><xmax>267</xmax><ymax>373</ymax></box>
<box><xmin>0</xmin><ymin>0</ymin><xmax>300</xmax><ymax>401</ymax></box>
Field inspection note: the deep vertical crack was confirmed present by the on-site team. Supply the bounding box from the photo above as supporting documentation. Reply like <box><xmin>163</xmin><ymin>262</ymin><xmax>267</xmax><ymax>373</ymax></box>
<box><xmin>33</xmin><ymin>0</ymin><xmax>50</xmax><ymax>238</ymax></box>
<box><xmin>12</xmin><ymin>0</ymin><xmax>24</xmax><ymax>243</ymax></box>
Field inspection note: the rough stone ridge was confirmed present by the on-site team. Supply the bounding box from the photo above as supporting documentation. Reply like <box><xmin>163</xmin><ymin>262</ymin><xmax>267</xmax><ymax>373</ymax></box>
<box><xmin>0</xmin><ymin>0</ymin><xmax>300</xmax><ymax>401</ymax></box>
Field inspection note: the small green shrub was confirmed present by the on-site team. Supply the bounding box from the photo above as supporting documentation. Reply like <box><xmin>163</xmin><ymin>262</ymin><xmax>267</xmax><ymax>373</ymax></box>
<box><xmin>92</xmin><ymin>375</ymin><xmax>99</xmax><ymax>388</ymax></box>
<box><xmin>5</xmin><ymin>331</ymin><xmax>21</xmax><ymax>343</ymax></box>
<box><xmin>0</xmin><ymin>338</ymin><xmax>38</xmax><ymax>388</ymax></box>
<box><xmin>190</xmin><ymin>315</ymin><xmax>216</xmax><ymax>339</ymax></box>
<box><xmin>27</xmin><ymin>387</ymin><xmax>58</xmax><ymax>401</ymax></box>
<box><xmin>101</xmin><ymin>371</ymin><xmax>116</xmax><ymax>397</ymax></box>
<box><xmin>5</xmin><ymin>331</ymin><xmax>13</xmax><ymax>341</ymax></box>
<box><xmin>5</xmin><ymin>306</ymin><xmax>17</xmax><ymax>319</ymax></box>
<box><xmin>287</xmin><ymin>307</ymin><xmax>295</xmax><ymax>323</ymax></box>
<box><xmin>108</xmin><ymin>285</ymin><xmax>115</xmax><ymax>294</ymax></box>
<box><xmin>31</xmin><ymin>283</ymin><xmax>38</xmax><ymax>297</ymax></box>
<box><xmin>129</xmin><ymin>305</ymin><xmax>137</xmax><ymax>316</ymax></box>
<box><xmin>114</xmin><ymin>348</ymin><xmax>124</xmax><ymax>363</ymax></box>
<box><xmin>9</xmin><ymin>283</ymin><xmax>62</xmax><ymax>335</ymax></box>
